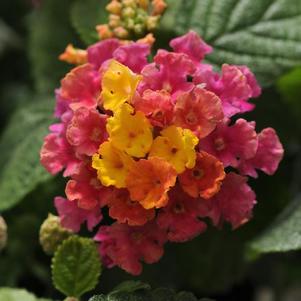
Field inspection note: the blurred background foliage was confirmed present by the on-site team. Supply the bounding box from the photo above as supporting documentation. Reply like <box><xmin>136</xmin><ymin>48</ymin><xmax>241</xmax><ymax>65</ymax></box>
<box><xmin>0</xmin><ymin>0</ymin><xmax>301</xmax><ymax>300</ymax></box>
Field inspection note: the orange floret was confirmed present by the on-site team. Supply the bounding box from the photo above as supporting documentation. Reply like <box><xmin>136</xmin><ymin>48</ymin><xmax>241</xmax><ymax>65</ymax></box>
<box><xmin>179</xmin><ymin>151</ymin><xmax>225</xmax><ymax>199</ymax></box>
<box><xmin>126</xmin><ymin>157</ymin><xmax>177</xmax><ymax>209</ymax></box>
<box><xmin>59</xmin><ymin>44</ymin><xmax>88</xmax><ymax>65</ymax></box>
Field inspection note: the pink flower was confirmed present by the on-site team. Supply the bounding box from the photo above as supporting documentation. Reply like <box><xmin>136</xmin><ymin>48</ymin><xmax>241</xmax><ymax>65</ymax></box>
<box><xmin>194</xmin><ymin>64</ymin><xmax>261</xmax><ymax>117</ymax></box>
<box><xmin>113</xmin><ymin>42</ymin><xmax>150</xmax><ymax>73</ymax></box>
<box><xmin>87</xmin><ymin>38</ymin><xmax>120</xmax><ymax>70</ymax></box>
<box><xmin>95</xmin><ymin>222</ymin><xmax>166</xmax><ymax>275</ymax></box>
<box><xmin>170</xmin><ymin>30</ymin><xmax>212</xmax><ymax>62</ymax></box>
<box><xmin>40</xmin><ymin>133</ymin><xmax>81</xmax><ymax>177</ymax></box>
<box><xmin>55</xmin><ymin>196</ymin><xmax>102</xmax><ymax>232</ymax></box>
<box><xmin>215</xmin><ymin>64</ymin><xmax>261</xmax><ymax>117</ymax></box>
<box><xmin>201</xmin><ymin>172</ymin><xmax>257</xmax><ymax>229</ymax></box>
<box><xmin>66</xmin><ymin>107</ymin><xmax>107</xmax><ymax>156</ymax></box>
<box><xmin>173</xmin><ymin>87</ymin><xmax>224</xmax><ymax>138</ymax></box>
<box><xmin>106</xmin><ymin>189</ymin><xmax>155</xmax><ymax>226</ymax></box>
<box><xmin>65</xmin><ymin>164</ymin><xmax>108</xmax><ymax>210</ymax></box>
<box><xmin>133</xmin><ymin>89</ymin><xmax>173</xmax><ymax>127</ymax></box>
<box><xmin>238</xmin><ymin>128</ymin><xmax>284</xmax><ymax>178</ymax></box>
<box><xmin>200</xmin><ymin>118</ymin><xmax>258</xmax><ymax>168</ymax></box>
<box><xmin>140</xmin><ymin>50</ymin><xmax>195</xmax><ymax>96</ymax></box>
<box><xmin>157</xmin><ymin>187</ymin><xmax>207</xmax><ymax>242</ymax></box>
<box><xmin>60</xmin><ymin>64</ymin><xmax>101</xmax><ymax>110</ymax></box>
<box><xmin>54</xmin><ymin>89</ymin><xmax>70</xmax><ymax>118</ymax></box>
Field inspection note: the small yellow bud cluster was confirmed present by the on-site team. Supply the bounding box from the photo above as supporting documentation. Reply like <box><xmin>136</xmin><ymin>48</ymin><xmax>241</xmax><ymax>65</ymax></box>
<box><xmin>96</xmin><ymin>0</ymin><xmax>167</xmax><ymax>41</ymax></box>
<box><xmin>39</xmin><ymin>214</ymin><xmax>73</xmax><ymax>255</ymax></box>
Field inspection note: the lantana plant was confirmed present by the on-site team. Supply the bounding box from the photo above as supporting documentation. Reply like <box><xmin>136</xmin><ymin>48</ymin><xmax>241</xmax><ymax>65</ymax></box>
<box><xmin>39</xmin><ymin>0</ymin><xmax>284</xmax><ymax>284</ymax></box>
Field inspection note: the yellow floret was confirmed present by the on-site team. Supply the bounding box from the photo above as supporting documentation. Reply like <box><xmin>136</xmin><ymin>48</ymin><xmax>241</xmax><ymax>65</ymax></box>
<box><xmin>149</xmin><ymin>125</ymin><xmax>199</xmax><ymax>173</ymax></box>
<box><xmin>101</xmin><ymin>60</ymin><xmax>142</xmax><ymax>112</ymax></box>
<box><xmin>92</xmin><ymin>141</ymin><xmax>134</xmax><ymax>188</ymax></box>
<box><xmin>107</xmin><ymin>103</ymin><xmax>153</xmax><ymax>157</ymax></box>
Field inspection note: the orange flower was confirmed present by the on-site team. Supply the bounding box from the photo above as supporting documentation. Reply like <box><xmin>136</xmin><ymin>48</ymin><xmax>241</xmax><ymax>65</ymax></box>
<box><xmin>126</xmin><ymin>157</ymin><xmax>177</xmax><ymax>209</ymax></box>
<box><xmin>179</xmin><ymin>151</ymin><xmax>225</xmax><ymax>199</ymax></box>
<box><xmin>59</xmin><ymin>44</ymin><xmax>88</xmax><ymax>65</ymax></box>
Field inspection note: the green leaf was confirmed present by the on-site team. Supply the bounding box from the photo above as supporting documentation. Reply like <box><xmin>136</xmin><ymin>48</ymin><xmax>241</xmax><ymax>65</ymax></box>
<box><xmin>28</xmin><ymin>0</ymin><xmax>78</xmax><ymax>94</ymax></box>
<box><xmin>0</xmin><ymin>99</ymin><xmax>54</xmax><ymax>211</ymax></box>
<box><xmin>89</xmin><ymin>282</ymin><xmax>213</xmax><ymax>301</ymax></box>
<box><xmin>248</xmin><ymin>195</ymin><xmax>301</xmax><ymax>255</ymax></box>
<box><xmin>0</xmin><ymin>288</ymin><xmax>52</xmax><ymax>301</ymax></box>
<box><xmin>160</xmin><ymin>0</ymin><xmax>301</xmax><ymax>86</ymax></box>
<box><xmin>52</xmin><ymin>236</ymin><xmax>101</xmax><ymax>298</ymax></box>
<box><xmin>70</xmin><ymin>0</ymin><xmax>108</xmax><ymax>45</ymax></box>
<box><xmin>110</xmin><ymin>281</ymin><xmax>151</xmax><ymax>295</ymax></box>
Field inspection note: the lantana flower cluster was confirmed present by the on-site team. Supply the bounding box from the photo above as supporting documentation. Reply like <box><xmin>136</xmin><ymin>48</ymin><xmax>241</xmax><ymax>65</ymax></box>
<box><xmin>41</xmin><ymin>31</ymin><xmax>284</xmax><ymax>275</ymax></box>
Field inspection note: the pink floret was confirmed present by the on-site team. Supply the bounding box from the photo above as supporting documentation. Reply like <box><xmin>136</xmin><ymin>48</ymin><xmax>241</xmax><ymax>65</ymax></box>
<box><xmin>170</xmin><ymin>30</ymin><xmax>212</xmax><ymax>62</ymax></box>
<box><xmin>157</xmin><ymin>187</ymin><xmax>207</xmax><ymax>242</ymax></box>
<box><xmin>200</xmin><ymin>118</ymin><xmax>258</xmax><ymax>168</ymax></box>
<box><xmin>201</xmin><ymin>172</ymin><xmax>257</xmax><ymax>229</ymax></box>
<box><xmin>95</xmin><ymin>222</ymin><xmax>166</xmax><ymax>275</ymax></box>
<box><xmin>113</xmin><ymin>42</ymin><xmax>150</xmax><ymax>73</ymax></box>
<box><xmin>238</xmin><ymin>128</ymin><xmax>284</xmax><ymax>178</ymax></box>
<box><xmin>87</xmin><ymin>38</ymin><xmax>120</xmax><ymax>70</ymax></box>
<box><xmin>66</xmin><ymin>107</ymin><xmax>107</xmax><ymax>156</ymax></box>
<box><xmin>55</xmin><ymin>196</ymin><xmax>102</xmax><ymax>232</ymax></box>
<box><xmin>60</xmin><ymin>64</ymin><xmax>101</xmax><ymax>111</ymax></box>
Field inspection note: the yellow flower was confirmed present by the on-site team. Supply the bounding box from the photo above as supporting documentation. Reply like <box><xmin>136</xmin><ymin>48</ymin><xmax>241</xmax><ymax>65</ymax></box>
<box><xmin>101</xmin><ymin>60</ymin><xmax>142</xmax><ymax>112</ymax></box>
<box><xmin>92</xmin><ymin>141</ymin><xmax>134</xmax><ymax>188</ymax></box>
<box><xmin>149</xmin><ymin>125</ymin><xmax>199</xmax><ymax>173</ymax></box>
<box><xmin>107</xmin><ymin>103</ymin><xmax>153</xmax><ymax>157</ymax></box>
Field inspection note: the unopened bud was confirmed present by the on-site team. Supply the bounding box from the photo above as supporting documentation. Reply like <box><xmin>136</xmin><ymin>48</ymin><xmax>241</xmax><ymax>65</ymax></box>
<box><xmin>113</xmin><ymin>26</ymin><xmax>129</xmax><ymax>39</ymax></box>
<box><xmin>122</xmin><ymin>0</ymin><xmax>137</xmax><ymax>8</ymax></box>
<box><xmin>106</xmin><ymin>0</ymin><xmax>122</xmax><ymax>15</ymax></box>
<box><xmin>146</xmin><ymin>15</ymin><xmax>159</xmax><ymax>31</ymax></box>
<box><xmin>109</xmin><ymin>14</ymin><xmax>121</xmax><ymax>28</ymax></box>
<box><xmin>96</xmin><ymin>24</ymin><xmax>114</xmax><ymax>39</ymax></box>
<box><xmin>138</xmin><ymin>0</ymin><xmax>149</xmax><ymax>10</ymax></box>
<box><xmin>152</xmin><ymin>0</ymin><xmax>167</xmax><ymax>15</ymax></box>
<box><xmin>133</xmin><ymin>23</ymin><xmax>145</xmax><ymax>35</ymax></box>
<box><xmin>137</xmin><ymin>33</ymin><xmax>155</xmax><ymax>46</ymax></box>
<box><xmin>59</xmin><ymin>44</ymin><xmax>87</xmax><ymax>65</ymax></box>
<box><xmin>122</xmin><ymin>6</ymin><xmax>136</xmax><ymax>18</ymax></box>
<box><xmin>39</xmin><ymin>214</ymin><xmax>72</xmax><ymax>255</ymax></box>
<box><xmin>0</xmin><ymin>216</ymin><xmax>7</xmax><ymax>251</ymax></box>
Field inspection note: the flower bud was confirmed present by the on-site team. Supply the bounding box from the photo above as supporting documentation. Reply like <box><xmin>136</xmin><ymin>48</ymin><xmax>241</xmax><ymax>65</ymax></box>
<box><xmin>123</xmin><ymin>6</ymin><xmax>136</xmax><ymax>18</ymax></box>
<box><xmin>96</xmin><ymin>24</ymin><xmax>114</xmax><ymax>39</ymax></box>
<box><xmin>152</xmin><ymin>0</ymin><xmax>167</xmax><ymax>15</ymax></box>
<box><xmin>106</xmin><ymin>0</ymin><xmax>122</xmax><ymax>15</ymax></box>
<box><xmin>146</xmin><ymin>15</ymin><xmax>159</xmax><ymax>31</ymax></box>
<box><xmin>59</xmin><ymin>44</ymin><xmax>87</xmax><ymax>65</ymax></box>
<box><xmin>0</xmin><ymin>216</ymin><xmax>7</xmax><ymax>251</ymax></box>
<box><xmin>133</xmin><ymin>23</ymin><xmax>145</xmax><ymax>35</ymax></box>
<box><xmin>39</xmin><ymin>214</ymin><xmax>72</xmax><ymax>255</ymax></box>
<box><xmin>122</xmin><ymin>0</ymin><xmax>137</xmax><ymax>8</ymax></box>
<box><xmin>138</xmin><ymin>0</ymin><xmax>149</xmax><ymax>10</ymax></box>
<box><xmin>114</xmin><ymin>26</ymin><xmax>129</xmax><ymax>39</ymax></box>
<box><xmin>137</xmin><ymin>33</ymin><xmax>155</xmax><ymax>46</ymax></box>
<box><xmin>109</xmin><ymin>14</ymin><xmax>121</xmax><ymax>28</ymax></box>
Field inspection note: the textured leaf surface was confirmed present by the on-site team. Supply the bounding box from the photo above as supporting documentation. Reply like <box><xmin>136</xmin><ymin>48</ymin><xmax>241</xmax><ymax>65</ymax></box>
<box><xmin>89</xmin><ymin>282</ymin><xmax>213</xmax><ymax>301</ymax></box>
<box><xmin>160</xmin><ymin>0</ymin><xmax>301</xmax><ymax>86</ymax></box>
<box><xmin>0</xmin><ymin>288</ymin><xmax>52</xmax><ymax>301</ymax></box>
<box><xmin>0</xmin><ymin>99</ymin><xmax>54</xmax><ymax>211</ymax></box>
<box><xmin>52</xmin><ymin>236</ymin><xmax>101</xmax><ymax>298</ymax></box>
<box><xmin>249</xmin><ymin>195</ymin><xmax>301</xmax><ymax>254</ymax></box>
<box><xmin>71</xmin><ymin>0</ymin><xmax>108</xmax><ymax>45</ymax></box>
